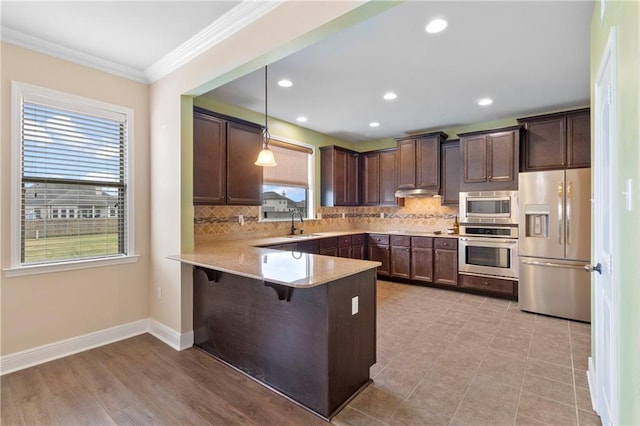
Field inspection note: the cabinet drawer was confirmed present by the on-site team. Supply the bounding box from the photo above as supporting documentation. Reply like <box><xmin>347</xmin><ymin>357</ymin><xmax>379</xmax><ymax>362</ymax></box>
<box><xmin>351</xmin><ymin>234</ymin><xmax>365</xmax><ymax>245</ymax></box>
<box><xmin>369</xmin><ymin>234</ymin><xmax>389</xmax><ymax>245</ymax></box>
<box><xmin>459</xmin><ymin>274</ymin><xmax>516</xmax><ymax>296</ymax></box>
<box><xmin>434</xmin><ymin>238</ymin><xmax>457</xmax><ymax>250</ymax></box>
<box><xmin>390</xmin><ymin>235</ymin><xmax>411</xmax><ymax>247</ymax></box>
<box><xmin>411</xmin><ymin>237</ymin><xmax>433</xmax><ymax>248</ymax></box>
<box><xmin>338</xmin><ymin>235</ymin><xmax>352</xmax><ymax>247</ymax></box>
<box><xmin>319</xmin><ymin>237</ymin><xmax>338</xmax><ymax>249</ymax></box>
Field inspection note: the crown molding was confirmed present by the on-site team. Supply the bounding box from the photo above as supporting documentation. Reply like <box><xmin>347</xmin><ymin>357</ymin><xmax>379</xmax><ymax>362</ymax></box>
<box><xmin>1</xmin><ymin>27</ymin><xmax>148</xmax><ymax>83</ymax></box>
<box><xmin>1</xmin><ymin>0</ymin><xmax>283</xmax><ymax>84</ymax></box>
<box><xmin>144</xmin><ymin>0</ymin><xmax>284</xmax><ymax>83</ymax></box>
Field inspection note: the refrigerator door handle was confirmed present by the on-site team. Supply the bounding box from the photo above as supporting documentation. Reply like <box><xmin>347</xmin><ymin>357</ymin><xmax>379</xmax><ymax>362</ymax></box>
<box><xmin>522</xmin><ymin>260</ymin><xmax>585</xmax><ymax>270</ymax></box>
<box><xmin>557</xmin><ymin>181</ymin><xmax>563</xmax><ymax>245</ymax></box>
<box><xmin>566</xmin><ymin>180</ymin><xmax>572</xmax><ymax>245</ymax></box>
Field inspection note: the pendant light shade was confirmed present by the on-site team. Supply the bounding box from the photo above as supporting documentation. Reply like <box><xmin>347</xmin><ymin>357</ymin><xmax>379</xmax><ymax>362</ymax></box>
<box><xmin>255</xmin><ymin>146</ymin><xmax>277</xmax><ymax>167</ymax></box>
<box><xmin>255</xmin><ymin>65</ymin><xmax>277</xmax><ymax>167</ymax></box>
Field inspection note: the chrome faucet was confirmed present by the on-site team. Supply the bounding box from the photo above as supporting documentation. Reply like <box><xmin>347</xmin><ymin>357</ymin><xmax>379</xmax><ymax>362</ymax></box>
<box><xmin>290</xmin><ymin>211</ymin><xmax>304</xmax><ymax>235</ymax></box>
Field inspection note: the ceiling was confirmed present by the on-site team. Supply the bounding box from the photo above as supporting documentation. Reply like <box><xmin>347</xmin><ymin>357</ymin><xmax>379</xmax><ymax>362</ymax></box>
<box><xmin>1</xmin><ymin>1</ymin><xmax>594</xmax><ymax>144</ymax></box>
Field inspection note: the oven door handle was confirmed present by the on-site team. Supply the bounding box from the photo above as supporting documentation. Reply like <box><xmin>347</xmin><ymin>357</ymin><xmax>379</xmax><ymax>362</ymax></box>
<box><xmin>459</xmin><ymin>237</ymin><xmax>518</xmax><ymax>244</ymax></box>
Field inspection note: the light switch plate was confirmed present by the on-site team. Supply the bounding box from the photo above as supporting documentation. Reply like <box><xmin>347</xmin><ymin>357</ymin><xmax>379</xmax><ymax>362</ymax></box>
<box><xmin>352</xmin><ymin>296</ymin><xmax>358</xmax><ymax>315</ymax></box>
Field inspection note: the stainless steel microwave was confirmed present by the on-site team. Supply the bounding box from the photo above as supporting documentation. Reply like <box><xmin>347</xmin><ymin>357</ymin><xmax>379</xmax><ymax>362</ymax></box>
<box><xmin>459</xmin><ymin>191</ymin><xmax>518</xmax><ymax>225</ymax></box>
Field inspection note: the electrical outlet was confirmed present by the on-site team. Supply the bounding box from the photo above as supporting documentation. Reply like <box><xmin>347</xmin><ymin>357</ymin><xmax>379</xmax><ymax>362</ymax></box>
<box><xmin>380</xmin><ymin>212</ymin><xmax>384</xmax><ymax>219</ymax></box>
<box><xmin>352</xmin><ymin>296</ymin><xmax>359</xmax><ymax>315</ymax></box>
<box><xmin>239</xmin><ymin>215</ymin><xmax>244</xmax><ymax>225</ymax></box>
<box><xmin>317</xmin><ymin>213</ymin><xmax>322</xmax><ymax>220</ymax></box>
<box><xmin>342</xmin><ymin>213</ymin><xmax>346</xmax><ymax>219</ymax></box>
<box><xmin>157</xmin><ymin>286</ymin><xmax>162</xmax><ymax>300</ymax></box>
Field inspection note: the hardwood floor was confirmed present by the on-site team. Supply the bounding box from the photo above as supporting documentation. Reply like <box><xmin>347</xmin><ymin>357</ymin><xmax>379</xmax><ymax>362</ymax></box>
<box><xmin>1</xmin><ymin>334</ymin><xmax>327</xmax><ymax>425</ymax></box>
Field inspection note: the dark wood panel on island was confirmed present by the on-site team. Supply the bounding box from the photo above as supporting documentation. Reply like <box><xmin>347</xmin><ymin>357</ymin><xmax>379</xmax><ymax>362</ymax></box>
<box><xmin>193</xmin><ymin>266</ymin><xmax>377</xmax><ymax>419</ymax></box>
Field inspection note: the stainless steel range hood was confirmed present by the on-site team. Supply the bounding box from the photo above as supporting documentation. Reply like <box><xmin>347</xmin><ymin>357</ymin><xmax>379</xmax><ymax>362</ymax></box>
<box><xmin>394</xmin><ymin>188</ymin><xmax>440</xmax><ymax>198</ymax></box>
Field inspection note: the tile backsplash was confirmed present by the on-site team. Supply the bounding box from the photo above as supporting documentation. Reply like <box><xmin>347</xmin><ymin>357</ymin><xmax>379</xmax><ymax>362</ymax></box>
<box><xmin>194</xmin><ymin>197</ymin><xmax>458</xmax><ymax>244</ymax></box>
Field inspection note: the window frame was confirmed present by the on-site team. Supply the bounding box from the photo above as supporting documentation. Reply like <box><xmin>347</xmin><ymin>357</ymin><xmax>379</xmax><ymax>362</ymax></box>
<box><xmin>6</xmin><ymin>81</ymin><xmax>138</xmax><ymax>277</ymax></box>
<box><xmin>259</xmin><ymin>136</ymin><xmax>315</xmax><ymax>222</ymax></box>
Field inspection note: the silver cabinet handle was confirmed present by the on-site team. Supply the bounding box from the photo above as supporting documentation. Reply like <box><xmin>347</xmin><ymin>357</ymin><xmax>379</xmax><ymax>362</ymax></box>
<box><xmin>522</xmin><ymin>260</ymin><xmax>585</xmax><ymax>269</ymax></box>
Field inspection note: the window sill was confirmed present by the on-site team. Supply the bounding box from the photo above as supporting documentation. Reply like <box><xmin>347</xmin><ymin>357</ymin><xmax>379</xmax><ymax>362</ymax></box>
<box><xmin>3</xmin><ymin>255</ymin><xmax>140</xmax><ymax>278</ymax></box>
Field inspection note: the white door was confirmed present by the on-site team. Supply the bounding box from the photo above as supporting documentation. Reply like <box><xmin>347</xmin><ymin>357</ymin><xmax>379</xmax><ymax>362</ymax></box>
<box><xmin>590</xmin><ymin>27</ymin><xmax>617</xmax><ymax>426</ymax></box>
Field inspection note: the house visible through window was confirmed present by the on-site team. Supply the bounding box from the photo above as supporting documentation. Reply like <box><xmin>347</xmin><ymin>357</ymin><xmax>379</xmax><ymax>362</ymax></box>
<box><xmin>15</xmin><ymin>82</ymin><xmax>131</xmax><ymax>266</ymax></box>
<box><xmin>261</xmin><ymin>140</ymin><xmax>313</xmax><ymax>220</ymax></box>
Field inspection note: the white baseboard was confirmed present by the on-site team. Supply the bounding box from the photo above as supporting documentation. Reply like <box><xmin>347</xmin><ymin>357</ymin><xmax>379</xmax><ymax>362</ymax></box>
<box><xmin>148</xmin><ymin>319</ymin><xmax>194</xmax><ymax>351</ymax></box>
<box><xmin>1</xmin><ymin>318</ymin><xmax>193</xmax><ymax>375</ymax></box>
<box><xmin>587</xmin><ymin>356</ymin><xmax>598</xmax><ymax>414</ymax></box>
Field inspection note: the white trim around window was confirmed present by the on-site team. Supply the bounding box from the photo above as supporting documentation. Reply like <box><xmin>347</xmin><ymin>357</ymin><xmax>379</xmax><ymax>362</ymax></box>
<box><xmin>6</xmin><ymin>81</ymin><xmax>137</xmax><ymax>276</ymax></box>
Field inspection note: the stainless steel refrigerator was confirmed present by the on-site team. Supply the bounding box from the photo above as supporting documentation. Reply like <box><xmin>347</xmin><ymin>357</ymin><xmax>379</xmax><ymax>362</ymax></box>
<box><xmin>518</xmin><ymin>168</ymin><xmax>591</xmax><ymax>322</ymax></box>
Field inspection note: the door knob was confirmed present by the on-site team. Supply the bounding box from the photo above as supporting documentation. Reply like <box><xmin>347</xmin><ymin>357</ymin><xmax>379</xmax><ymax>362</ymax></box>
<box><xmin>584</xmin><ymin>263</ymin><xmax>602</xmax><ymax>274</ymax></box>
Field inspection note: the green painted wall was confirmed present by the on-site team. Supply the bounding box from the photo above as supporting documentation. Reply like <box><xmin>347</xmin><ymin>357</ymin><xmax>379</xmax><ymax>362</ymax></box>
<box><xmin>590</xmin><ymin>0</ymin><xmax>640</xmax><ymax>423</ymax></box>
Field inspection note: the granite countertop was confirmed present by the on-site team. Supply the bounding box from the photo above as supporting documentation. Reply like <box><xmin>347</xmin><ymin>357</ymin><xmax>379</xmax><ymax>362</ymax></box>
<box><xmin>168</xmin><ymin>229</ymin><xmax>458</xmax><ymax>288</ymax></box>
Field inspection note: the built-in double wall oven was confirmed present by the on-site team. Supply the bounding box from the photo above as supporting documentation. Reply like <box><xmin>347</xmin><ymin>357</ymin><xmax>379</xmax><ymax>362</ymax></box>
<box><xmin>458</xmin><ymin>225</ymin><xmax>519</xmax><ymax>280</ymax></box>
<box><xmin>458</xmin><ymin>191</ymin><xmax>519</xmax><ymax>281</ymax></box>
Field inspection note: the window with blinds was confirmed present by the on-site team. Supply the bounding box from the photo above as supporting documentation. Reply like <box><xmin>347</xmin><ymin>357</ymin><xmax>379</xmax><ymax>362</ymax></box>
<box><xmin>261</xmin><ymin>140</ymin><xmax>313</xmax><ymax>220</ymax></box>
<box><xmin>16</xmin><ymin>83</ymin><xmax>131</xmax><ymax>265</ymax></box>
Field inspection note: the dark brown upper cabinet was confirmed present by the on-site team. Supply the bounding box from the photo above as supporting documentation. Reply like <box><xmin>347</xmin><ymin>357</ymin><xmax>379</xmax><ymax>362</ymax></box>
<box><xmin>459</xmin><ymin>126</ymin><xmax>521</xmax><ymax>191</ymax></box>
<box><xmin>320</xmin><ymin>146</ymin><xmax>359</xmax><ymax>206</ymax></box>
<box><xmin>518</xmin><ymin>108</ymin><xmax>590</xmax><ymax>171</ymax></box>
<box><xmin>193</xmin><ymin>110</ymin><xmax>226</xmax><ymax>205</ymax></box>
<box><xmin>440</xmin><ymin>139</ymin><xmax>460</xmax><ymax>205</ymax></box>
<box><xmin>193</xmin><ymin>107</ymin><xmax>263</xmax><ymax>205</ymax></box>
<box><xmin>395</xmin><ymin>132</ymin><xmax>448</xmax><ymax>194</ymax></box>
<box><xmin>361</xmin><ymin>148</ymin><xmax>398</xmax><ymax>206</ymax></box>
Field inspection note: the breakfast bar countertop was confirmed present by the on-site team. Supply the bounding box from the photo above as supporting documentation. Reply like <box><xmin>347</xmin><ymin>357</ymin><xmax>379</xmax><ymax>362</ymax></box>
<box><xmin>168</xmin><ymin>229</ymin><xmax>458</xmax><ymax>288</ymax></box>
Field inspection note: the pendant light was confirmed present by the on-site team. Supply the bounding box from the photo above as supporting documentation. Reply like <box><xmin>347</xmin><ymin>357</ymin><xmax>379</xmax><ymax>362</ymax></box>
<box><xmin>254</xmin><ymin>65</ymin><xmax>277</xmax><ymax>167</ymax></box>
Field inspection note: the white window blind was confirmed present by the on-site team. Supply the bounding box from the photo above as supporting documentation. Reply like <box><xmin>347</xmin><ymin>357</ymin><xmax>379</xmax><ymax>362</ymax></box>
<box><xmin>261</xmin><ymin>139</ymin><xmax>313</xmax><ymax>220</ymax></box>
<box><xmin>263</xmin><ymin>140</ymin><xmax>312</xmax><ymax>188</ymax></box>
<box><xmin>19</xmin><ymin>93</ymin><xmax>128</xmax><ymax>265</ymax></box>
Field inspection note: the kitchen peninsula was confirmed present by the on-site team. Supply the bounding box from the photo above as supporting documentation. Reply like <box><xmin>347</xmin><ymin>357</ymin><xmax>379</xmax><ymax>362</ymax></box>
<box><xmin>169</xmin><ymin>235</ymin><xmax>381</xmax><ymax>419</ymax></box>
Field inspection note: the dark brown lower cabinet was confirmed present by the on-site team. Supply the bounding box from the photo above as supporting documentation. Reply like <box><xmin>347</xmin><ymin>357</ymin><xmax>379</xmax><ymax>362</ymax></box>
<box><xmin>193</xmin><ymin>266</ymin><xmax>376</xmax><ymax>419</ymax></box>
<box><xmin>319</xmin><ymin>237</ymin><xmax>338</xmax><ymax>257</ymax></box>
<box><xmin>433</xmin><ymin>238</ymin><xmax>458</xmax><ymax>286</ymax></box>
<box><xmin>459</xmin><ymin>274</ymin><xmax>517</xmax><ymax>298</ymax></box>
<box><xmin>410</xmin><ymin>237</ymin><xmax>434</xmax><ymax>282</ymax></box>
<box><xmin>264</xmin><ymin>233</ymin><xmax>520</xmax><ymax>299</ymax></box>
<box><xmin>297</xmin><ymin>240</ymin><xmax>319</xmax><ymax>254</ymax></box>
<box><xmin>390</xmin><ymin>236</ymin><xmax>411</xmax><ymax>279</ymax></box>
<box><xmin>368</xmin><ymin>234</ymin><xmax>390</xmax><ymax>276</ymax></box>
<box><xmin>351</xmin><ymin>234</ymin><xmax>366</xmax><ymax>260</ymax></box>
<box><xmin>338</xmin><ymin>235</ymin><xmax>353</xmax><ymax>258</ymax></box>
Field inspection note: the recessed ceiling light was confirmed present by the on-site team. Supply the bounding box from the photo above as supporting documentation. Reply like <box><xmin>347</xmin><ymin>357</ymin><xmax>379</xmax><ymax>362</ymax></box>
<box><xmin>278</xmin><ymin>79</ymin><xmax>293</xmax><ymax>88</ymax></box>
<box><xmin>426</xmin><ymin>19</ymin><xmax>448</xmax><ymax>34</ymax></box>
<box><xmin>296</xmin><ymin>116</ymin><xmax>308</xmax><ymax>123</ymax></box>
<box><xmin>383</xmin><ymin>92</ymin><xmax>397</xmax><ymax>100</ymax></box>
<box><xmin>478</xmin><ymin>98</ymin><xmax>493</xmax><ymax>106</ymax></box>
<box><xmin>369</xmin><ymin>122</ymin><xmax>380</xmax><ymax>128</ymax></box>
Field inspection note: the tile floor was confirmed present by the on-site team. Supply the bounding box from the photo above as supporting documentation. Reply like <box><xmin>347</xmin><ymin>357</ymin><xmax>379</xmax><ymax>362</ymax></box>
<box><xmin>333</xmin><ymin>280</ymin><xmax>602</xmax><ymax>426</ymax></box>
